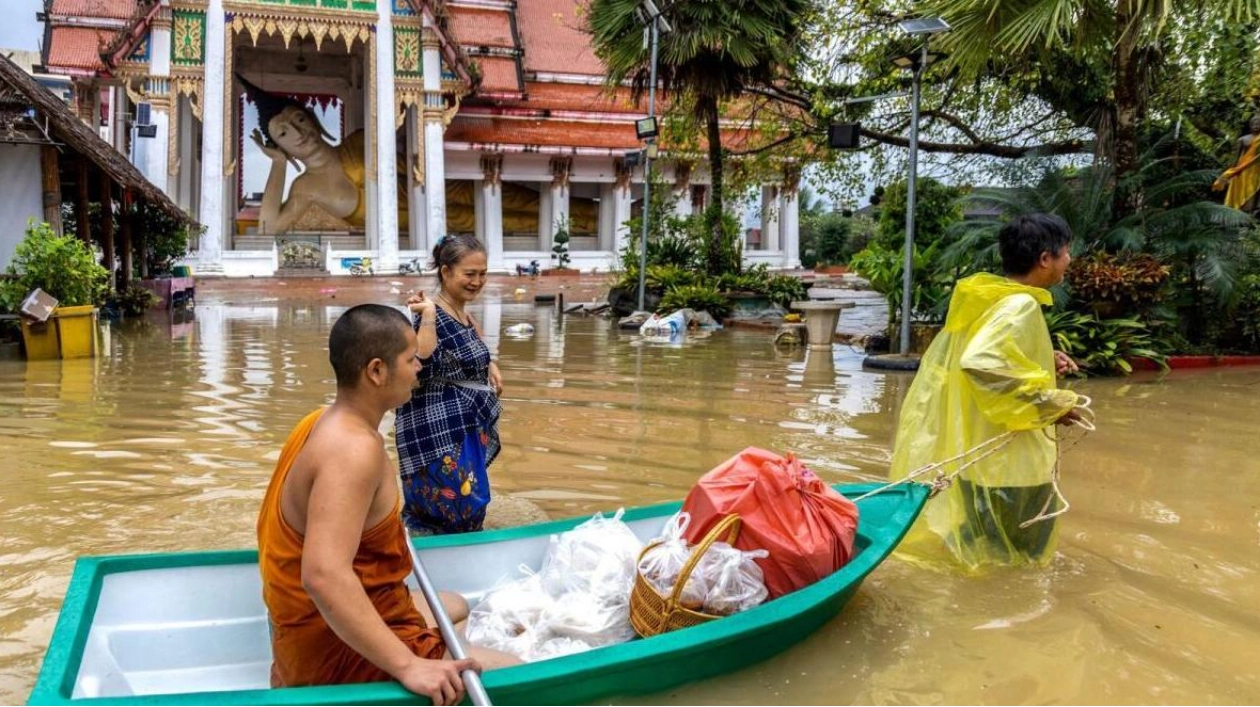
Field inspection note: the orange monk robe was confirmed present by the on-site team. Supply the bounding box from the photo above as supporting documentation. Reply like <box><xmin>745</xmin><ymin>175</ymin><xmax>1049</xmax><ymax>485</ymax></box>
<box><xmin>1214</xmin><ymin>138</ymin><xmax>1260</xmax><ymax>211</ymax></box>
<box><xmin>257</xmin><ymin>408</ymin><xmax>444</xmax><ymax>688</ymax></box>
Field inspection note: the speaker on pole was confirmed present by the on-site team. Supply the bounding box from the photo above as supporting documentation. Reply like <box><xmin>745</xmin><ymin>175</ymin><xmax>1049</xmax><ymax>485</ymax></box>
<box><xmin>828</xmin><ymin>123</ymin><xmax>861</xmax><ymax>149</ymax></box>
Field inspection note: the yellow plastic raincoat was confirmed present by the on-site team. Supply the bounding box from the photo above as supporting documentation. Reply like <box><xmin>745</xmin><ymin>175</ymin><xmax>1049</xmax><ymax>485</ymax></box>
<box><xmin>890</xmin><ymin>273</ymin><xmax>1079</xmax><ymax>571</ymax></box>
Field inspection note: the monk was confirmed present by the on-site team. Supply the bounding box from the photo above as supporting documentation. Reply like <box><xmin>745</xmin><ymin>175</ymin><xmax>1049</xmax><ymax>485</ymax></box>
<box><xmin>1213</xmin><ymin>113</ymin><xmax>1260</xmax><ymax>213</ymax></box>
<box><xmin>257</xmin><ymin>304</ymin><xmax>517</xmax><ymax>704</ymax></box>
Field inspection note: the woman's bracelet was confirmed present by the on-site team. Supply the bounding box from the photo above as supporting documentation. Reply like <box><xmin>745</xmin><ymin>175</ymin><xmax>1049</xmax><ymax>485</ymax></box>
<box><xmin>419</xmin><ymin>318</ymin><xmax>436</xmax><ymax>328</ymax></box>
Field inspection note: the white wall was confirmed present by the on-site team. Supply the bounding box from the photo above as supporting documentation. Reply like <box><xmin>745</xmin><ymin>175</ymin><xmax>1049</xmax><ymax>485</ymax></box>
<box><xmin>0</xmin><ymin>145</ymin><xmax>46</xmax><ymax>269</ymax></box>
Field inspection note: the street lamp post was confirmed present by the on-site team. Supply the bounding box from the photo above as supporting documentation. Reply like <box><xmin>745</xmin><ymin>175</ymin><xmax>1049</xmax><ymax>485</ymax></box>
<box><xmin>899</xmin><ymin>42</ymin><xmax>926</xmax><ymax>357</ymax></box>
<box><xmin>634</xmin><ymin>0</ymin><xmax>670</xmax><ymax>312</ymax></box>
<box><xmin>892</xmin><ymin>17</ymin><xmax>949</xmax><ymax>358</ymax></box>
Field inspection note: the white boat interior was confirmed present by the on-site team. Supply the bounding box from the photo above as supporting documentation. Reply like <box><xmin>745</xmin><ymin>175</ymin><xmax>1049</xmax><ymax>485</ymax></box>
<box><xmin>73</xmin><ymin>515</ymin><xmax>671</xmax><ymax>699</ymax></box>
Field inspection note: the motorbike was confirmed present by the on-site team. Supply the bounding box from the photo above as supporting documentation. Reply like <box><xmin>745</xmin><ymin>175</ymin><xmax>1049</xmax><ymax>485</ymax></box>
<box><xmin>349</xmin><ymin>257</ymin><xmax>374</xmax><ymax>276</ymax></box>
<box><xmin>398</xmin><ymin>257</ymin><xmax>424</xmax><ymax>275</ymax></box>
<box><xmin>515</xmin><ymin>259</ymin><xmax>541</xmax><ymax>277</ymax></box>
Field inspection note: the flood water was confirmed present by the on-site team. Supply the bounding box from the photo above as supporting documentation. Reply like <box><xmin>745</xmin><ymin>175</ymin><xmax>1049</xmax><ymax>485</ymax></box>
<box><xmin>1</xmin><ymin>276</ymin><xmax>1258</xmax><ymax>704</ymax></box>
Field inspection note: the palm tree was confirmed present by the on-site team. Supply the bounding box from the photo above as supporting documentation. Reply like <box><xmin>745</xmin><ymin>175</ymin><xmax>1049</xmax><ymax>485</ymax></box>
<box><xmin>920</xmin><ymin>0</ymin><xmax>1260</xmax><ymax>213</ymax></box>
<box><xmin>587</xmin><ymin>0</ymin><xmax>810</xmax><ymax>275</ymax></box>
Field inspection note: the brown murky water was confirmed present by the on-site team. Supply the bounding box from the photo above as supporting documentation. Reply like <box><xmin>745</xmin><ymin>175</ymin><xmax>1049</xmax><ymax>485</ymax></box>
<box><xmin>1</xmin><ymin>276</ymin><xmax>1258</xmax><ymax>704</ymax></box>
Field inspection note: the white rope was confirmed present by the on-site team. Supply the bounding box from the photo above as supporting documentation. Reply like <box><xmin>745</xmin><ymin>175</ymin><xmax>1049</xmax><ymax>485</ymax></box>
<box><xmin>854</xmin><ymin>396</ymin><xmax>1096</xmax><ymax>532</ymax></box>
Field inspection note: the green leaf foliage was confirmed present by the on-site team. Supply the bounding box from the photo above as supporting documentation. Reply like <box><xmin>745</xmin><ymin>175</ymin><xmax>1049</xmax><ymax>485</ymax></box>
<box><xmin>1</xmin><ymin>220</ymin><xmax>110</xmax><ymax>311</ymax></box>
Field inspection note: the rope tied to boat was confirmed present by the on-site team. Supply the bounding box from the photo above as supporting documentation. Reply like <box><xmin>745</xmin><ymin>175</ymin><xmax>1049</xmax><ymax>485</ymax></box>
<box><xmin>853</xmin><ymin>396</ymin><xmax>1096</xmax><ymax>528</ymax></box>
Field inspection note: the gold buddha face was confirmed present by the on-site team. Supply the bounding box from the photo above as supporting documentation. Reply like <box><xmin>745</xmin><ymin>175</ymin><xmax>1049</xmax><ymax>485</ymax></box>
<box><xmin>268</xmin><ymin>105</ymin><xmax>324</xmax><ymax>160</ymax></box>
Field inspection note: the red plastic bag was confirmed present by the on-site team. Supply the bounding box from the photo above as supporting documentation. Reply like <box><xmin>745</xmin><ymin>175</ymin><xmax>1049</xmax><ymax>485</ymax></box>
<box><xmin>681</xmin><ymin>448</ymin><xmax>859</xmax><ymax>599</ymax></box>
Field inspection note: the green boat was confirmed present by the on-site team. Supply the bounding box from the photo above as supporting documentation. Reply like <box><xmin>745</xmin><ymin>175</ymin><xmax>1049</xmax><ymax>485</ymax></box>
<box><xmin>28</xmin><ymin>483</ymin><xmax>927</xmax><ymax>706</ymax></box>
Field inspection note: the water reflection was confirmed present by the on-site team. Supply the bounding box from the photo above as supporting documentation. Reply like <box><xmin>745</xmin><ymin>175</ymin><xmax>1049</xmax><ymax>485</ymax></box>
<box><xmin>1</xmin><ymin>284</ymin><xmax>1258</xmax><ymax>704</ymax></box>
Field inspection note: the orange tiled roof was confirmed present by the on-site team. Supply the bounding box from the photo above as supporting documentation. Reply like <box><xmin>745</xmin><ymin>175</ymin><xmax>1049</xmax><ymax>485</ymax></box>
<box><xmin>473</xmin><ymin>56</ymin><xmax>521</xmax><ymax>93</ymax></box>
<box><xmin>447</xmin><ymin>7</ymin><xmax>515</xmax><ymax>49</ymax></box>
<box><xmin>516</xmin><ymin>0</ymin><xmax>603</xmax><ymax>76</ymax></box>
<box><xmin>447</xmin><ymin>116</ymin><xmax>638</xmax><ymax>150</ymax></box>
<box><xmin>48</xmin><ymin>0</ymin><xmax>136</xmax><ymax>20</ymax></box>
<box><xmin>44</xmin><ymin>26</ymin><xmax>116</xmax><ymax>72</ymax></box>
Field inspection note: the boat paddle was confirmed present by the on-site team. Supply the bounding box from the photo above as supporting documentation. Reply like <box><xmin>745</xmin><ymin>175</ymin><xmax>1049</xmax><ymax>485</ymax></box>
<box><xmin>405</xmin><ymin>539</ymin><xmax>493</xmax><ymax>706</ymax></box>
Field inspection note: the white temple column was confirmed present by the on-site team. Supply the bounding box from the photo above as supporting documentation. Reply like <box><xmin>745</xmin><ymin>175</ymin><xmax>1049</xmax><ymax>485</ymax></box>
<box><xmin>375</xmin><ymin>2</ymin><xmax>399</xmax><ymax>273</ymax></box>
<box><xmin>421</xmin><ymin>25</ymin><xmax>446</xmax><ymax>250</ymax></box>
<box><xmin>546</xmin><ymin>157</ymin><xmax>571</xmax><ymax>259</ymax></box>
<box><xmin>196</xmin><ymin>0</ymin><xmax>225</xmax><ymax>272</ymax></box>
<box><xmin>537</xmin><ymin>186</ymin><xmax>552</xmax><ymax>251</ymax></box>
<box><xmin>405</xmin><ymin>105</ymin><xmax>426</xmax><ymax>252</ymax></box>
<box><xmin>673</xmin><ymin>189</ymin><xmax>693</xmax><ymax>218</ymax></box>
<box><xmin>672</xmin><ymin>162</ymin><xmax>693</xmax><ymax>218</ymax></box>
<box><xmin>135</xmin><ymin>11</ymin><xmax>172</xmax><ymax>193</ymax></box>
<box><xmin>761</xmin><ymin>185</ymin><xmax>781</xmax><ymax>252</ymax></box>
<box><xmin>612</xmin><ymin>182</ymin><xmax>633</xmax><ymax>254</ymax></box>
<box><xmin>175</xmin><ymin>95</ymin><xmax>198</xmax><ymax>212</ymax></box>
<box><xmin>550</xmin><ymin>183</ymin><xmax>569</xmax><ymax>243</ymax></box>
<box><xmin>480</xmin><ymin>155</ymin><xmax>504</xmax><ymax>269</ymax></box>
<box><xmin>781</xmin><ymin>186</ymin><xmax>800</xmax><ymax>268</ymax></box>
<box><xmin>134</xmin><ymin>107</ymin><xmax>169</xmax><ymax>192</ymax></box>
<box><xmin>597</xmin><ymin>183</ymin><xmax>615</xmax><ymax>251</ymax></box>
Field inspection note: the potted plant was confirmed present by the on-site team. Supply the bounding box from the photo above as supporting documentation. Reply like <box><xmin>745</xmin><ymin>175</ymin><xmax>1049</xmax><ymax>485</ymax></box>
<box><xmin>0</xmin><ymin>220</ymin><xmax>110</xmax><ymax>360</ymax></box>
<box><xmin>544</xmin><ymin>217</ymin><xmax>579</xmax><ymax>276</ymax></box>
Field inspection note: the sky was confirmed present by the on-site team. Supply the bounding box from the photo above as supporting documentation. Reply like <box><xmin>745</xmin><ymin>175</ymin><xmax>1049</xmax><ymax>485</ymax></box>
<box><xmin>0</xmin><ymin>0</ymin><xmax>43</xmax><ymax>53</ymax></box>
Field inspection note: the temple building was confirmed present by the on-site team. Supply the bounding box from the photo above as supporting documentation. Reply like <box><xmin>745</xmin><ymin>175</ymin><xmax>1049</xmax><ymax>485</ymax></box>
<box><xmin>41</xmin><ymin>0</ymin><xmax>802</xmax><ymax>275</ymax></box>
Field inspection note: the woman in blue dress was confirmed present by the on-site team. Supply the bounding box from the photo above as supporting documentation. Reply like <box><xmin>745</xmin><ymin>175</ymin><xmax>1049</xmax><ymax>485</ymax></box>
<box><xmin>395</xmin><ymin>235</ymin><xmax>502</xmax><ymax>534</ymax></box>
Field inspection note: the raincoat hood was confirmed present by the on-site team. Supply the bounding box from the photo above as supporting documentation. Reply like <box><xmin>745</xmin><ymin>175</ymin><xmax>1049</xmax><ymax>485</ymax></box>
<box><xmin>943</xmin><ymin>273</ymin><xmax>1053</xmax><ymax>333</ymax></box>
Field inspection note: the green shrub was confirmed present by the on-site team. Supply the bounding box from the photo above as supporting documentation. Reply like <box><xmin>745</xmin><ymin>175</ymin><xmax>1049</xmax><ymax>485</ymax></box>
<box><xmin>765</xmin><ymin>274</ymin><xmax>808</xmax><ymax>309</ymax></box>
<box><xmin>875</xmin><ymin>178</ymin><xmax>965</xmax><ymax>252</ymax></box>
<box><xmin>657</xmin><ymin>283</ymin><xmax>732</xmax><ymax>320</ymax></box>
<box><xmin>850</xmin><ymin>240</ymin><xmax>952</xmax><ymax>325</ymax></box>
<box><xmin>1046</xmin><ymin>310</ymin><xmax>1169</xmax><ymax>375</ymax></box>
<box><xmin>0</xmin><ymin>220</ymin><xmax>110</xmax><ymax>312</ymax></box>
<box><xmin>112</xmin><ymin>283</ymin><xmax>160</xmax><ymax>317</ymax></box>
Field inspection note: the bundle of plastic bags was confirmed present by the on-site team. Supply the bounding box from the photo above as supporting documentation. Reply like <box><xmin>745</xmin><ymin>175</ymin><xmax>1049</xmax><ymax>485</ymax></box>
<box><xmin>637</xmin><ymin>513</ymin><xmax>769</xmax><ymax>616</ymax></box>
<box><xmin>466</xmin><ymin>510</ymin><xmax>643</xmax><ymax>662</ymax></box>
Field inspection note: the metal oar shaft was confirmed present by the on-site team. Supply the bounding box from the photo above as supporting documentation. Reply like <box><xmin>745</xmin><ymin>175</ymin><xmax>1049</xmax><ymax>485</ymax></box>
<box><xmin>405</xmin><ymin>539</ymin><xmax>493</xmax><ymax>706</ymax></box>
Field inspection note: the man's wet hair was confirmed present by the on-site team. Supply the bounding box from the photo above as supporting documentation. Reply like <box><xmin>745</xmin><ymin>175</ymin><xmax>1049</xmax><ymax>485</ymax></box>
<box><xmin>329</xmin><ymin>304</ymin><xmax>412</xmax><ymax>387</ymax></box>
<box><xmin>999</xmin><ymin>213</ymin><xmax>1073</xmax><ymax>276</ymax></box>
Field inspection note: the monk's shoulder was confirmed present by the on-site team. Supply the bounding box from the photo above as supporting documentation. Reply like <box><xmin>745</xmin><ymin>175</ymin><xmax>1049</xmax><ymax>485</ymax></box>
<box><xmin>302</xmin><ymin>414</ymin><xmax>385</xmax><ymax>478</ymax></box>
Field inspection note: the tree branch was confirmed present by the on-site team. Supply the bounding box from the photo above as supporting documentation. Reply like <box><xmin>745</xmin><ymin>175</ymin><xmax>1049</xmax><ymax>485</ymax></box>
<box><xmin>727</xmin><ymin>130</ymin><xmax>811</xmax><ymax>157</ymax></box>
<box><xmin>920</xmin><ymin>109</ymin><xmax>987</xmax><ymax>145</ymax></box>
<box><xmin>859</xmin><ymin>127</ymin><xmax>1091</xmax><ymax>158</ymax></box>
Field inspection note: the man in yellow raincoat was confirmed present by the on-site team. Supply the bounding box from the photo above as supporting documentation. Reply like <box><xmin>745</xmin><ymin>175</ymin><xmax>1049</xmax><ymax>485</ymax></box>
<box><xmin>890</xmin><ymin>213</ymin><xmax>1083</xmax><ymax>572</ymax></box>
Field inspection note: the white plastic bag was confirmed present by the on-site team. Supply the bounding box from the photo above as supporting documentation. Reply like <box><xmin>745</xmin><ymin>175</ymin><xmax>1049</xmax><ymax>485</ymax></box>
<box><xmin>696</xmin><ymin>542</ymin><xmax>770</xmax><ymax>616</ymax></box>
<box><xmin>637</xmin><ymin>513</ymin><xmax>709</xmax><ymax>610</ymax></box>
<box><xmin>465</xmin><ymin>569</ymin><xmax>554</xmax><ymax>657</ymax></box>
<box><xmin>539</xmin><ymin>509</ymin><xmax>641</xmax><ymax>599</ymax></box>
<box><xmin>639</xmin><ymin>310</ymin><xmax>688</xmax><ymax>337</ymax></box>
<box><xmin>540</xmin><ymin>590</ymin><xmax>637</xmax><ymax>646</ymax></box>
<box><xmin>468</xmin><ymin>510</ymin><xmax>644</xmax><ymax>662</ymax></box>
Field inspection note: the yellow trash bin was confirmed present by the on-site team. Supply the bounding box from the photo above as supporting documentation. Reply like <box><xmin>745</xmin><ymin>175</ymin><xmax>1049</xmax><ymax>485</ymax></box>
<box><xmin>52</xmin><ymin>305</ymin><xmax>98</xmax><ymax>359</ymax></box>
<box><xmin>19</xmin><ymin>318</ymin><xmax>61</xmax><ymax>361</ymax></box>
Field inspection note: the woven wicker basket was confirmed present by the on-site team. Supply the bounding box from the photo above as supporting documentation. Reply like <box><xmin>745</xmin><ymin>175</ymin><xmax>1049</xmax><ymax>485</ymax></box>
<box><xmin>629</xmin><ymin>514</ymin><xmax>741</xmax><ymax>638</ymax></box>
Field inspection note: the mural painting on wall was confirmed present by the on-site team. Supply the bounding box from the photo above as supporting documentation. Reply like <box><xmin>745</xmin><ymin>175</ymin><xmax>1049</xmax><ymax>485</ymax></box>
<box><xmin>238</xmin><ymin>75</ymin><xmax>408</xmax><ymax>234</ymax></box>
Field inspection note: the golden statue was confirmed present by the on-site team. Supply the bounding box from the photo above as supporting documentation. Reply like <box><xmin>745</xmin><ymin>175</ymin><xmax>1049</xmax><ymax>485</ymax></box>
<box><xmin>240</xmin><ymin>76</ymin><xmax>598</xmax><ymax>237</ymax></box>
<box><xmin>1214</xmin><ymin>113</ymin><xmax>1260</xmax><ymax>214</ymax></box>
<box><xmin>240</xmin><ymin>75</ymin><xmax>407</xmax><ymax>233</ymax></box>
